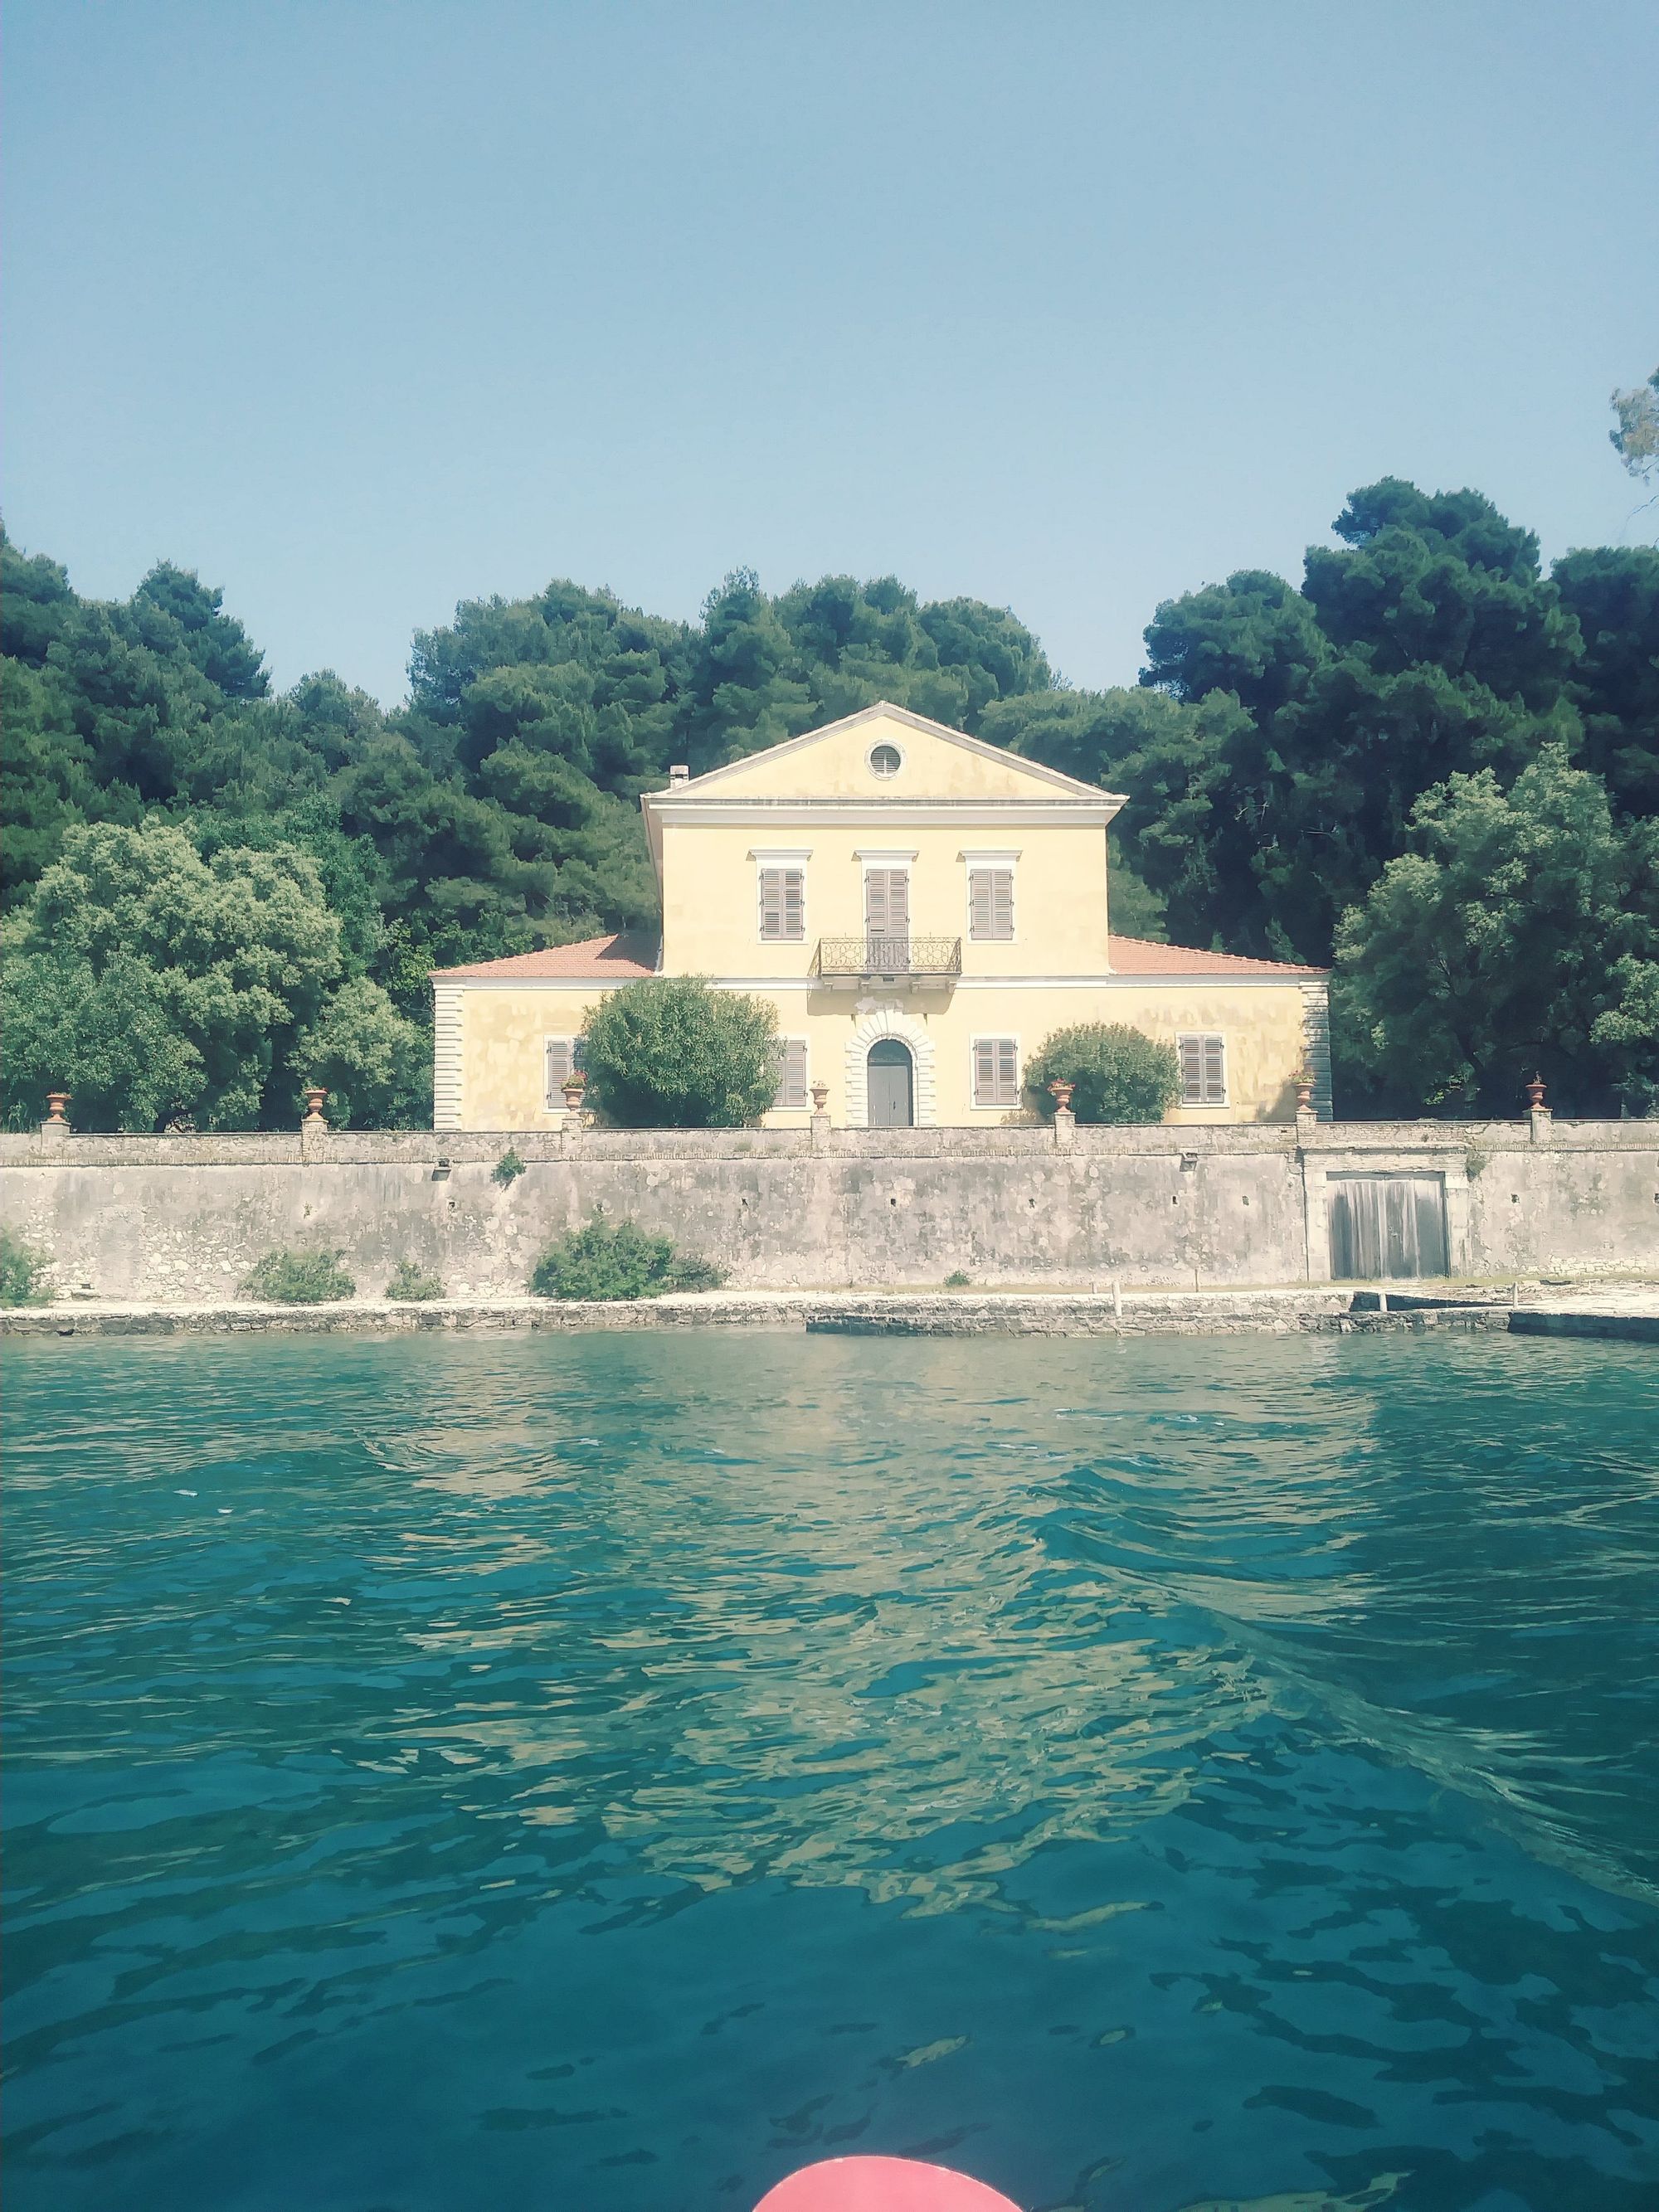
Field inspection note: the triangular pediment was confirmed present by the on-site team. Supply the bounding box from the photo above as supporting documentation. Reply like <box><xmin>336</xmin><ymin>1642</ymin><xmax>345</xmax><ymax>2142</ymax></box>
<box><xmin>656</xmin><ymin>702</ymin><xmax>1119</xmax><ymax>805</ymax></box>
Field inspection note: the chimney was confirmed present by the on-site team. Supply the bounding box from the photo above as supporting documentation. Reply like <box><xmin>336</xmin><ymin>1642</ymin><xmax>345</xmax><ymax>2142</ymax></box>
<box><xmin>668</xmin><ymin>764</ymin><xmax>689</xmax><ymax>787</ymax></box>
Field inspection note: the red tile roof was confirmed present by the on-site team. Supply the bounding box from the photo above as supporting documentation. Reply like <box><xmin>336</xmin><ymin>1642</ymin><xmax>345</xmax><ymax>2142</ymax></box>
<box><xmin>431</xmin><ymin>932</ymin><xmax>659</xmax><ymax>982</ymax></box>
<box><xmin>432</xmin><ymin>931</ymin><xmax>1322</xmax><ymax>984</ymax></box>
<box><xmin>1109</xmin><ymin>935</ymin><xmax>1326</xmax><ymax>978</ymax></box>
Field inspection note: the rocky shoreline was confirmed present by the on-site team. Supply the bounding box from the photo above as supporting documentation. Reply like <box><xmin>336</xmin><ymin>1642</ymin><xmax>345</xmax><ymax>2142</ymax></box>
<box><xmin>7</xmin><ymin>1282</ymin><xmax>1654</xmax><ymax>1341</ymax></box>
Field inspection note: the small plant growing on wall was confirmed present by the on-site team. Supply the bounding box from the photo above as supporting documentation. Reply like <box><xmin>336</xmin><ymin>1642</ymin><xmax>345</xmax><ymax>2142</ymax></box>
<box><xmin>239</xmin><ymin>1248</ymin><xmax>357</xmax><ymax>1304</ymax></box>
<box><xmin>1026</xmin><ymin>1023</ymin><xmax>1180</xmax><ymax>1124</ymax></box>
<box><xmin>385</xmin><ymin>1259</ymin><xmax>445</xmax><ymax>1301</ymax></box>
<box><xmin>492</xmin><ymin>1148</ymin><xmax>527</xmax><ymax>1186</ymax></box>
<box><xmin>529</xmin><ymin>1216</ymin><xmax>726</xmax><ymax>1302</ymax></box>
<box><xmin>0</xmin><ymin>1228</ymin><xmax>51</xmax><ymax>1307</ymax></box>
<box><xmin>943</xmin><ymin>1270</ymin><xmax>972</xmax><ymax>1289</ymax></box>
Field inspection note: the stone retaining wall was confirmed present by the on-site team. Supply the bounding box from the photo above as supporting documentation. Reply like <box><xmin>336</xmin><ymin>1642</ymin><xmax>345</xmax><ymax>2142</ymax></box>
<box><xmin>2</xmin><ymin>1116</ymin><xmax>1654</xmax><ymax>1301</ymax></box>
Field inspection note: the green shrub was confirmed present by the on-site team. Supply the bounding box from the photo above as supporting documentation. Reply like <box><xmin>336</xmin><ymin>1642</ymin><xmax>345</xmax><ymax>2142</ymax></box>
<box><xmin>529</xmin><ymin>1216</ymin><xmax>727</xmax><ymax>1301</ymax></box>
<box><xmin>492</xmin><ymin>1147</ymin><xmax>526</xmax><ymax>1186</ymax></box>
<box><xmin>0</xmin><ymin>1228</ymin><xmax>50</xmax><ymax>1306</ymax></box>
<box><xmin>1025</xmin><ymin>1023</ymin><xmax>1180</xmax><ymax>1124</ymax></box>
<box><xmin>579</xmin><ymin>976</ymin><xmax>781</xmax><ymax>1127</ymax></box>
<box><xmin>943</xmin><ymin>1270</ymin><xmax>972</xmax><ymax>1289</ymax></box>
<box><xmin>385</xmin><ymin>1258</ymin><xmax>445</xmax><ymax>1300</ymax></box>
<box><xmin>239</xmin><ymin>1247</ymin><xmax>356</xmax><ymax>1304</ymax></box>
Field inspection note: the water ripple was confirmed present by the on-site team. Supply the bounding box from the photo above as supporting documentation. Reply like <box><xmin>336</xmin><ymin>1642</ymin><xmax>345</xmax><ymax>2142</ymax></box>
<box><xmin>4</xmin><ymin>1331</ymin><xmax>1657</xmax><ymax>2212</ymax></box>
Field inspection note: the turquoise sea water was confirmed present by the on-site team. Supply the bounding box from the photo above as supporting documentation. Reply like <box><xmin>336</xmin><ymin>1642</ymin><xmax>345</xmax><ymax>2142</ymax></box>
<box><xmin>4</xmin><ymin>1331</ymin><xmax>1657</xmax><ymax>2212</ymax></box>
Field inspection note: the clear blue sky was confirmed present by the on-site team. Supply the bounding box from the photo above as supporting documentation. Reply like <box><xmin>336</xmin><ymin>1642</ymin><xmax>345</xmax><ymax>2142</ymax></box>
<box><xmin>4</xmin><ymin>0</ymin><xmax>1656</xmax><ymax>707</ymax></box>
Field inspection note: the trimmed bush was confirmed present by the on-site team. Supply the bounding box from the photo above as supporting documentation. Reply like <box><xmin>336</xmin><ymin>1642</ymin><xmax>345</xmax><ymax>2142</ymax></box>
<box><xmin>529</xmin><ymin>1216</ymin><xmax>726</xmax><ymax>1301</ymax></box>
<box><xmin>492</xmin><ymin>1147</ymin><xmax>527</xmax><ymax>1186</ymax></box>
<box><xmin>385</xmin><ymin>1259</ymin><xmax>445</xmax><ymax>1301</ymax></box>
<box><xmin>579</xmin><ymin>976</ymin><xmax>781</xmax><ymax>1128</ymax></box>
<box><xmin>0</xmin><ymin>1228</ymin><xmax>50</xmax><ymax>1306</ymax></box>
<box><xmin>1025</xmin><ymin>1023</ymin><xmax>1180</xmax><ymax>1124</ymax></box>
<box><xmin>239</xmin><ymin>1247</ymin><xmax>356</xmax><ymax>1304</ymax></box>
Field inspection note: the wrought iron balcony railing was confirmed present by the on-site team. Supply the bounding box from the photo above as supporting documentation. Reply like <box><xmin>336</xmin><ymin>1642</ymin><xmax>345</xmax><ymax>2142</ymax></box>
<box><xmin>813</xmin><ymin>936</ymin><xmax>962</xmax><ymax>984</ymax></box>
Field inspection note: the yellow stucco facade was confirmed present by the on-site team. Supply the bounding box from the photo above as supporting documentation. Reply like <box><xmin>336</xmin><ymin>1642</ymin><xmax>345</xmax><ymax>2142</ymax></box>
<box><xmin>432</xmin><ymin>704</ymin><xmax>1331</xmax><ymax>1130</ymax></box>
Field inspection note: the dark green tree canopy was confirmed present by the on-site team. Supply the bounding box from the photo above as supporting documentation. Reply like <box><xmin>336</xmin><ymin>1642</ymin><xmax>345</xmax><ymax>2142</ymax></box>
<box><xmin>133</xmin><ymin>563</ymin><xmax>270</xmax><ymax>699</ymax></box>
<box><xmin>1103</xmin><ymin>479</ymin><xmax>1621</xmax><ymax>968</ymax></box>
<box><xmin>1141</xmin><ymin>569</ymin><xmax>1328</xmax><ymax>717</ymax></box>
<box><xmin>1552</xmin><ymin>545</ymin><xmax>1659</xmax><ymax>820</ymax></box>
<box><xmin>1334</xmin><ymin>748</ymin><xmax>1659</xmax><ymax>1116</ymax></box>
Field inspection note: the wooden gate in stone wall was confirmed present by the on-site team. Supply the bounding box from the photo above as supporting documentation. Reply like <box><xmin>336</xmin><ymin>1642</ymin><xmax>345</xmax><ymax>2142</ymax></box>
<box><xmin>1326</xmin><ymin>1172</ymin><xmax>1449</xmax><ymax>1280</ymax></box>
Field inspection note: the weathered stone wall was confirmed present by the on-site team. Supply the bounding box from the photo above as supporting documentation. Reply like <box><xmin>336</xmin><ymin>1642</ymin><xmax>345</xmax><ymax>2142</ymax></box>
<box><xmin>2</xmin><ymin>1119</ymin><xmax>1654</xmax><ymax>1300</ymax></box>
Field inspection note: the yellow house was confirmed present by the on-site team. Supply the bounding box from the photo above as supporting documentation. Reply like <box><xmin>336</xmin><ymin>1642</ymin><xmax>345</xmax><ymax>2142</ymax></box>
<box><xmin>431</xmin><ymin>702</ymin><xmax>1330</xmax><ymax>1130</ymax></box>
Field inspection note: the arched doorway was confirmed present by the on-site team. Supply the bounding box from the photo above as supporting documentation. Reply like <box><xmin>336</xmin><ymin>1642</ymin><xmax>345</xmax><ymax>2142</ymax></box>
<box><xmin>866</xmin><ymin>1038</ymin><xmax>915</xmax><ymax>1128</ymax></box>
<box><xmin>844</xmin><ymin>1007</ymin><xmax>936</xmax><ymax>1126</ymax></box>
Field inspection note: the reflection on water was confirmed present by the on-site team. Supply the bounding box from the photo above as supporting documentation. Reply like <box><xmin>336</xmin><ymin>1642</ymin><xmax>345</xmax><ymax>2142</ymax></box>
<box><xmin>4</xmin><ymin>1332</ymin><xmax>1657</xmax><ymax>2212</ymax></box>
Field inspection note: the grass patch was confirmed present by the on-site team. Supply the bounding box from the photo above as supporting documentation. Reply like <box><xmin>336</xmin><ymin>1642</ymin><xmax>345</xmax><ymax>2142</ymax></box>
<box><xmin>385</xmin><ymin>1258</ymin><xmax>445</xmax><ymax>1301</ymax></box>
<box><xmin>0</xmin><ymin>1227</ymin><xmax>51</xmax><ymax>1306</ymax></box>
<box><xmin>529</xmin><ymin>1216</ymin><xmax>726</xmax><ymax>1302</ymax></box>
<box><xmin>239</xmin><ymin>1247</ymin><xmax>356</xmax><ymax>1304</ymax></box>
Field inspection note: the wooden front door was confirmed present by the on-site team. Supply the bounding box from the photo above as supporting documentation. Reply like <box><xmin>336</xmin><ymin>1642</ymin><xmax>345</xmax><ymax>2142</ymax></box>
<box><xmin>866</xmin><ymin>1039</ymin><xmax>915</xmax><ymax>1128</ymax></box>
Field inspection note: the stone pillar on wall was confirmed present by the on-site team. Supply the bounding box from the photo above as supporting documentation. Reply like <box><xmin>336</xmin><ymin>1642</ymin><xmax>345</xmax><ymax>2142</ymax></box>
<box><xmin>299</xmin><ymin>1088</ymin><xmax>330</xmax><ymax>1163</ymax></box>
<box><xmin>40</xmin><ymin>1091</ymin><xmax>71</xmax><ymax>1155</ymax></box>
<box><xmin>1524</xmin><ymin>1074</ymin><xmax>1553</xmax><ymax>1146</ymax></box>
<box><xmin>1047</xmin><ymin>1080</ymin><xmax>1076</xmax><ymax>1151</ymax></box>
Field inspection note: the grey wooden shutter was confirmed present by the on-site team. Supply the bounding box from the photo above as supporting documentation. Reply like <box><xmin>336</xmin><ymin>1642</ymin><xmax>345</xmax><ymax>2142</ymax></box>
<box><xmin>969</xmin><ymin>868</ymin><xmax>1014</xmax><ymax>941</ymax></box>
<box><xmin>973</xmin><ymin>1038</ymin><xmax>995</xmax><ymax>1105</ymax></box>
<box><xmin>865</xmin><ymin>868</ymin><xmax>910</xmax><ymax>937</ymax></box>
<box><xmin>1180</xmin><ymin>1033</ymin><xmax>1226</xmax><ymax>1105</ymax></box>
<box><xmin>1202</xmin><ymin>1035</ymin><xmax>1226</xmax><ymax>1103</ymax></box>
<box><xmin>544</xmin><ymin>1037</ymin><xmax>573</xmax><ymax>1106</ymax></box>
<box><xmin>760</xmin><ymin>868</ymin><xmax>804</xmax><ymax>941</ymax></box>
<box><xmin>774</xmin><ymin>1038</ymin><xmax>809</xmax><ymax>1110</ymax></box>
<box><xmin>974</xmin><ymin>1038</ymin><xmax>1019</xmax><ymax>1106</ymax></box>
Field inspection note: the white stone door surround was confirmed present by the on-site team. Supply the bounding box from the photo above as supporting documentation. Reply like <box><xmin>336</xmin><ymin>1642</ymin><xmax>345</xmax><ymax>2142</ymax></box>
<box><xmin>844</xmin><ymin>1004</ymin><xmax>937</xmax><ymax>1127</ymax></box>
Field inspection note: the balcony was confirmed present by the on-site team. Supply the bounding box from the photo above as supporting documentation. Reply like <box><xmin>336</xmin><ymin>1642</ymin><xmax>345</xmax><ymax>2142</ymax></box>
<box><xmin>813</xmin><ymin>936</ymin><xmax>962</xmax><ymax>989</ymax></box>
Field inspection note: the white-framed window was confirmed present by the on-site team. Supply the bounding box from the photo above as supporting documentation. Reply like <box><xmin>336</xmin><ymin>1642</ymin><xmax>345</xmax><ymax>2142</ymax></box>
<box><xmin>773</xmin><ymin>1036</ymin><xmax>810</xmax><ymax>1111</ymax></box>
<box><xmin>972</xmin><ymin>1035</ymin><xmax>1021</xmax><ymax>1109</ymax></box>
<box><xmin>967</xmin><ymin>866</ymin><xmax>1014</xmax><ymax>941</ymax></box>
<box><xmin>758</xmin><ymin>864</ymin><xmax>805</xmax><ymax>941</ymax></box>
<box><xmin>543</xmin><ymin>1034</ymin><xmax>585</xmax><ymax>1108</ymax></box>
<box><xmin>1179</xmin><ymin>1033</ymin><xmax>1227</xmax><ymax>1107</ymax></box>
<box><xmin>867</xmin><ymin>741</ymin><xmax>903</xmax><ymax>780</ymax></box>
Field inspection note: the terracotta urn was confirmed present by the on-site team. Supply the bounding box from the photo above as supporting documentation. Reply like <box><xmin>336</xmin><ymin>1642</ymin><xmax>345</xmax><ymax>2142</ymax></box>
<box><xmin>302</xmin><ymin>1086</ymin><xmax>328</xmax><ymax>1123</ymax></box>
<box><xmin>1047</xmin><ymin>1078</ymin><xmax>1075</xmax><ymax>1111</ymax></box>
<box><xmin>810</xmin><ymin>1081</ymin><xmax>830</xmax><ymax>1112</ymax></box>
<box><xmin>1293</xmin><ymin>1067</ymin><xmax>1316</xmax><ymax>1110</ymax></box>
<box><xmin>562</xmin><ymin>1071</ymin><xmax>587</xmax><ymax>1112</ymax></box>
<box><xmin>1524</xmin><ymin>1074</ymin><xmax>1547</xmax><ymax>1111</ymax></box>
<box><xmin>45</xmin><ymin>1091</ymin><xmax>71</xmax><ymax>1127</ymax></box>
